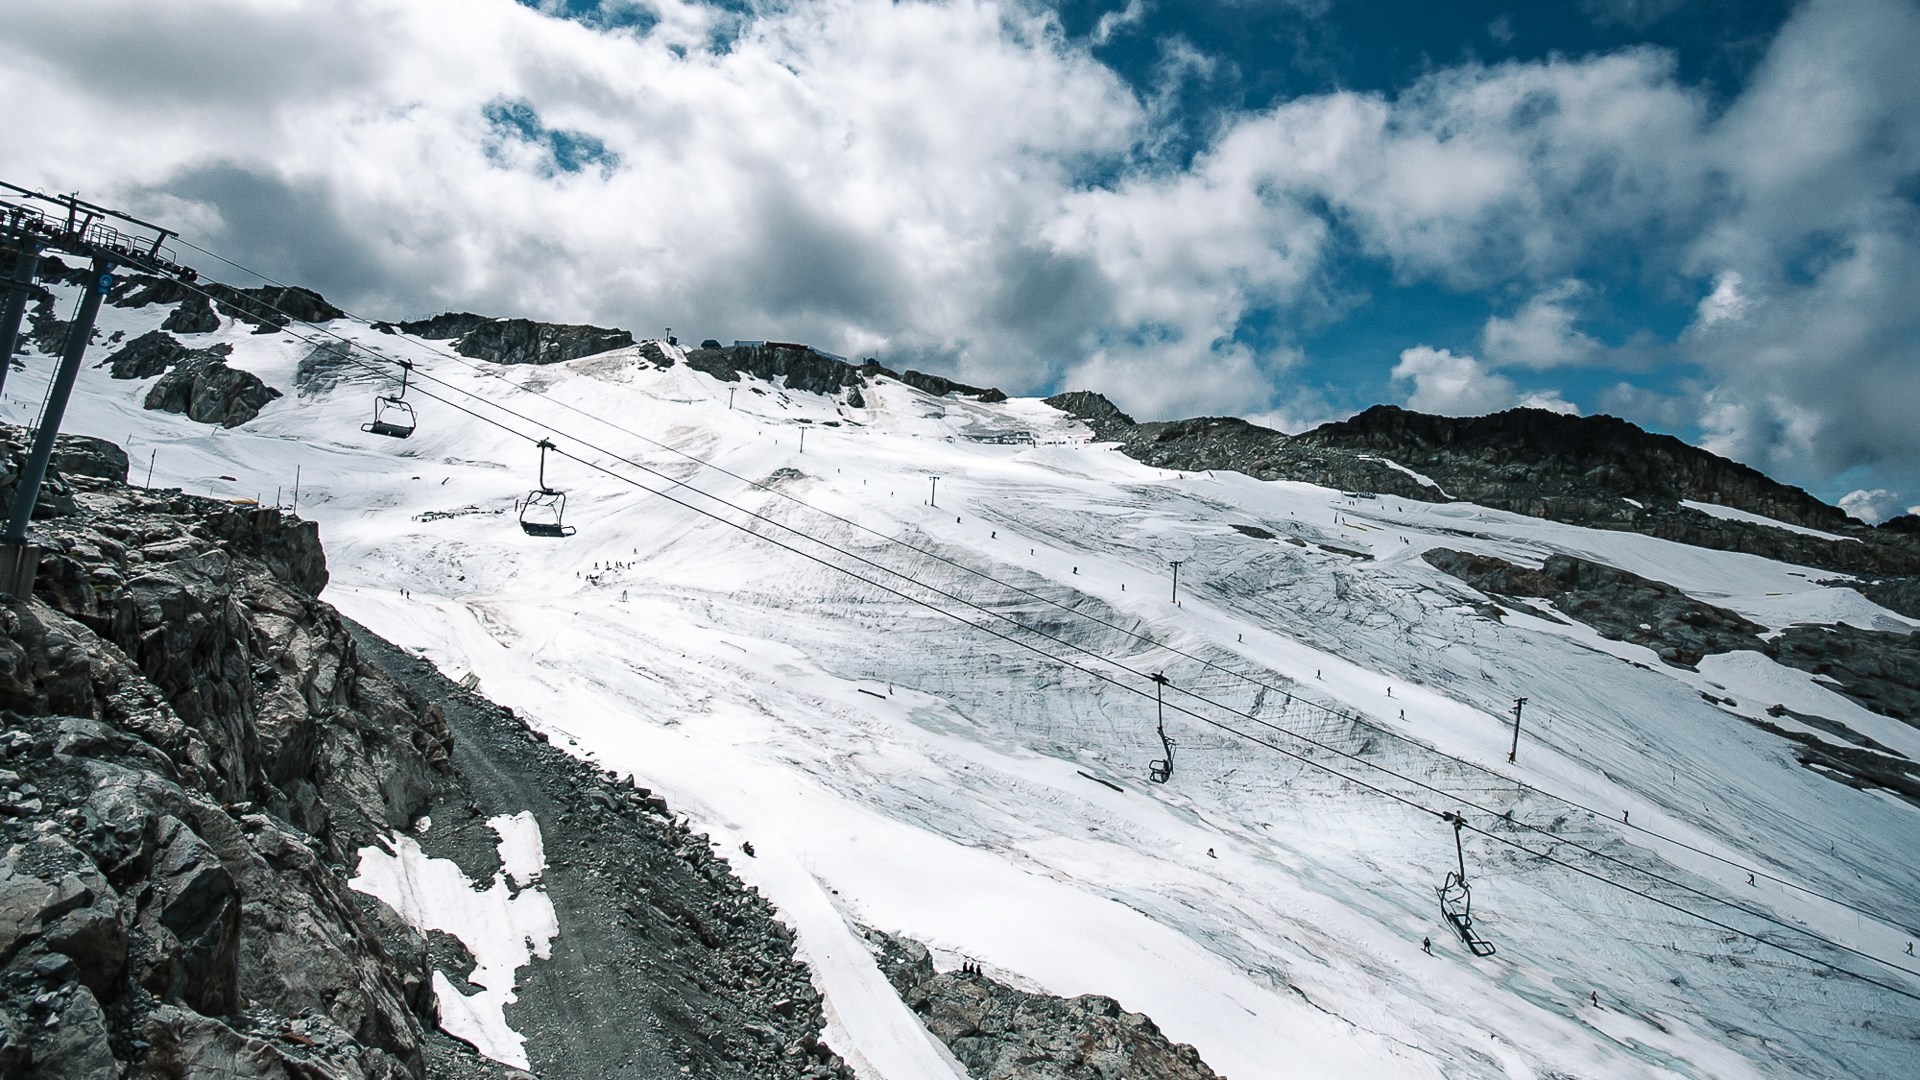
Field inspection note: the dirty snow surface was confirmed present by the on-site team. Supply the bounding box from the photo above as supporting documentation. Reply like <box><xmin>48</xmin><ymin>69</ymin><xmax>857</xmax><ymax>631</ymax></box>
<box><xmin>21</xmin><ymin>297</ymin><xmax>1920</xmax><ymax>1079</ymax></box>
<box><xmin>351</xmin><ymin>825</ymin><xmax>559</xmax><ymax>1068</ymax></box>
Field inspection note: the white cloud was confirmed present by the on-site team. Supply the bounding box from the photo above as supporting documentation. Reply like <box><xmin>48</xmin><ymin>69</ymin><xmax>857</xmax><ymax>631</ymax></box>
<box><xmin>1093</xmin><ymin>0</ymin><xmax>1148</xmax><ymax>46</ymax></box>
<box><xmin>2</xmin><ymin>0</ymin><xmax>1916</xmax><ymax>500</ymax></box>
<box><xmin>1837</xmin><ymin>488</ymin><xmax>1904</xmax><ymax>525</ymax></box>
<box><xmin>1225</xmin><ymin>49</ymin><xmax>1714</xmax><ymax>288</ymax></box>
<box><xmin>1693</xmin><ymin>271</ymin><xmax>1749</xmax><ymax>327</ymax></box>
<box><xmin>1389</xmin><ymin>346</ymin><xmax>1574</xmax><ymax>417</ymax></box>
<box><xmin>1480</xmin><ymin>279</ymin><xmax>1601</xmax><ymax>368</ymax></box>
<box><xmin>1244</xmin><ymin>385</ymin><xmax>1344</xmax><ymax>434</ymax></box>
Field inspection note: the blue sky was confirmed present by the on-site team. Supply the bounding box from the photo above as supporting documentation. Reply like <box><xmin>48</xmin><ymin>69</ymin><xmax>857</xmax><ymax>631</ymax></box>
<box><xmin>4</xmin><ymin>0</ymin><xmax>1916</xmax><ymax>517</ymax></box>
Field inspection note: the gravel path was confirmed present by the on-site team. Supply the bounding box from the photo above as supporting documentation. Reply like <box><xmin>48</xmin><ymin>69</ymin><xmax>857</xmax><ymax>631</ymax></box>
<box><xmin>347</xmin><ymin>620</ymin><xmax>851</xmax><ymax>1080</ymax></box>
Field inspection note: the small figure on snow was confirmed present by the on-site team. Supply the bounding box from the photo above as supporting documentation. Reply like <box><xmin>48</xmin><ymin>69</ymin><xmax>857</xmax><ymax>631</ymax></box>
<box><xmin>1590</xmin><ymin>991</ymin><xmax>1599</xmax><ymax>1007</ymax></box>
<box><xmin>1207</xmin><ymin>848</ymin><xmax>1216</xmax><ymax>859</ymax></box>
<box><xmin>1422</xmin><ymin>936</ymin><xmax>1431</xmax><ymax>955</ymax></box>
<box><xmin>740</xmin><ymin>840</ymin><xmax>755</xmax><ymax>857</ymax></box>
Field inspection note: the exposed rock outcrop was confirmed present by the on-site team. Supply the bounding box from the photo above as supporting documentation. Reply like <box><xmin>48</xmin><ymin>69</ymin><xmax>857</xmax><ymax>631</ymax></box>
<box><xmin>387</xmin><ymin>312</ymin><xmax>633</xmax><ymax>366</ymax></box>
<box><xmin>102</xmin><ymin>329</ymin><xmax>196</xmax><ymax>380</ymax></box>
<box><xmin>1421</xmin><ymin>547</ymin><xmax>1768</xmax><ymax>669</ymax></box>
<box><xmin>1043</xmin><ymin>390</ymin><xmax>1134</xmax><ymax>438</ymax></box>
<box><xmin>143</xmin><ymin>350</ymin><xmax>282</xmax><ymax>427</ymax></box>
<box><xmin>110</xmin><ymin>273</ymin><xmax>345</xmax><ymax>333</ymax></box>
<box><xmin>683</xmin><ymin>343</ymin><xmax>864</xmax><ymax>394</ymax></box>
<box><xmin>1761</xmin><ymin>625</ymin><xmax>1920</xmax><ymax>727</ymax></box>
<box><xmin>1302</xmin><ymin>405</ymin><xmax>1839</xmax><ymax>525</ymax></box>
<box><xmin>95</xmin><ymin>330</ymin><xmax>283</xmax><ymax>428</ymax></box>
<box><xmin>160</xmin><ymin>295</ymin><xmax>220</xmax><ymax>335</ymax></box>
<box><xmin>1743</xmin><ymin>707</ymin><xmax>1920</xmax><ymax>806</ymax></box>
<box><xmin>0</xmin><ymin>430</ymin><xmax>116</xmax><ymax>524</ymax></box>
<box><xmin>865</xmin><ymin>929</ymin><xmax>1222</xmax><ymax>1080</ymax></box>
<box><xmin>892</xmin><ymin>367</ymin><xmax>1007</xmax><ymax>403</ymax></box>
<box><xmin>683</xmin><ymin>342</ymin><xmax>1006</xmax><ymax>402</ymax></box>
<box><xmin>350</xmin><ymin>625</ymin><xmax>854</xmax><ymax>1080</ymax></box>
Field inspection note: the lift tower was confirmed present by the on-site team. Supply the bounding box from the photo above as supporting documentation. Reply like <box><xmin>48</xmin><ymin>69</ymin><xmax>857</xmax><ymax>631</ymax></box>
<box><xmin>0</xmin><ymin>181</ymin><xmax>192</xmax><ymax>597</ymax></box>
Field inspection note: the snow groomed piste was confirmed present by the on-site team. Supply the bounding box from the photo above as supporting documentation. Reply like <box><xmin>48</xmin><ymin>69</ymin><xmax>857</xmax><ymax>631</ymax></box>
<box><xmin>11</xmin><ymin>250</ymin><xmax>1920</xmax><ymax>1079</ymax></box>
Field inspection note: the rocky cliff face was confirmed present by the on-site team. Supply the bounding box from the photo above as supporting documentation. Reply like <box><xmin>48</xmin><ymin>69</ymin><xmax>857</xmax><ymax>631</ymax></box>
<box><xmin>0</xmin><ymin>433</ymin><xmax>452</xmax><ymax>1078</ymax></box>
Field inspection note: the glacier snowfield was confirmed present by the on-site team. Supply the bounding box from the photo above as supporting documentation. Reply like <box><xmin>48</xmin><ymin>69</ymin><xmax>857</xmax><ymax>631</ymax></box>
<box><xmin>13</xmin><ymin>288</ymin><xmax>1920</xmax><ymax>1079</ymax></box>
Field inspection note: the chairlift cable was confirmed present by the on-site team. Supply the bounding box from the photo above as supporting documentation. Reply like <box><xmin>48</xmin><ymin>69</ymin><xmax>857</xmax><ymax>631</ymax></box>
<box><xmin>148</xmin><ymin>260</ymin><xmax>1920</xmax><ymax>993</ymax></box>
<box><xmin>164</xmin><ymin>235</ymin><xmax>1891</xmax><ymax>902</ymax></box>
<box><xmin>147</xmin><ymin>248</ymin><xmax>1920</xmax><ymax>997</ymax></box>
<box><xmin>167</xmin><ymin>234</ymin><xmax>1888</xmax><ymax>924</ymax></box>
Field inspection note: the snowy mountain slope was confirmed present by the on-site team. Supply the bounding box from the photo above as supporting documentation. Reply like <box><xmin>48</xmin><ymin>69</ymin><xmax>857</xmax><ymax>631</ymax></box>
<box><xmin>12</xmin><ymin>283</ymin><xmax>1920</xmax><ymax>1078</ymax></box>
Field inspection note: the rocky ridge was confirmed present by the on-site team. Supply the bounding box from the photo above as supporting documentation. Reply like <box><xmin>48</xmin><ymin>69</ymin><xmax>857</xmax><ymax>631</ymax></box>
<box><xmin>680</xmin><ymin>343</ymin><xmax>1006</xmax><ymax>405</ymax></box>
<box><xmin>107</xmin><ymin>271</ymin><xmax>345</xmax><ymax>335</ymax></box>
<box><xmin>1044</xmin><ymin>393</ymin><xmax>1920</xmax><ymax>612</ymax></box>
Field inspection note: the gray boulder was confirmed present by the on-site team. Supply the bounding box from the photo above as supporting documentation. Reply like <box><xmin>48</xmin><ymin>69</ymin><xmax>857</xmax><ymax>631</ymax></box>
<box><xmin>162</xmin><ymin>295</ymin><xmax>222</xmax><ymax>334</ymax></box>
<box><xmin>866</xmin><ymin>929</ymin><xmax>1223</xmax><ymax>1080</ymax></box>
<box><xmin>144</xmin><ymin>353</ymin><xmax>283</xmax><ymax>427</ymax></box>
<box><xmin>102</xmin><ymin>329</ymin><xmax>195</xmax><ymax>379</ymax></box>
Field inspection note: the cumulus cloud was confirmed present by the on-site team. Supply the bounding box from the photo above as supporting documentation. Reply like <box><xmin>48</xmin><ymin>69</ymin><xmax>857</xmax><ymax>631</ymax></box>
<box><xmin>2</xmin><ymin>0</ymin><xmax>1916</xmax><ymax>500</ymax></box>
<box><xmin>1480</xmin><ymin>279</ymin><xmax>1602</xmax><ymax>368</ymax></box>
<box><xmin>1693</xmin><ymin>271</ymin><xmax>1749</xmax><ymax>327</ymax></box>
<box><xmin>1837</xmin><ymin>488</ymin><xmax>1907</xmax><ymax>525</ymax></box>
<box><xmin>1672</xmin><ymin>0</ymin><xmax>1920</xmax><ymax>489</ymax></box>
<box><xmin>1093</xmin><ymin>0</ymin><xmax>1149</xmax><ymax>45</ymax></box>
<box><xmin>1389</xmin><ymin>346</ymin><xmax>1576</xmax><ymax>417</ymax></box>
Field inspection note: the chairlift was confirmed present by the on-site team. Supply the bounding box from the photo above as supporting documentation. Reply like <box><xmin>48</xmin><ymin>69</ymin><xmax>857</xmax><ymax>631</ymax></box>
<box><xmin>1148</xmin><ymin>672</ymin><xmax>1177</xmax><ymax>783</ymax></box>
<box><xmin>1436</xmin><ymin>813</ymin><xmax>1497</xmax><ymax>956</ymax></box>
<box><xmin>519</xmin><ymin>438</ymin><xmax>576</xmax><ymax>538</ymax></box>
<box><xmin>362</xmin><ymin>360</ymin><xmax>416</xmax><ymax>439</ymax></box>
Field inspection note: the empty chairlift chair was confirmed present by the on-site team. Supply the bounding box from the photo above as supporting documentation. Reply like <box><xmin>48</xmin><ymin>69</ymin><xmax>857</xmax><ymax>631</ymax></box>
<box><xmin>1436</xmin><ymin>813</ymin><xmax>1496</xmax><ymax>956</ymax></box>
<box><xmin>519</xmin><ymin>438</ymin><xmax>576</xmax><ymax>538</ymax></box>
<box><xmin>1147</xmin><ymin>672</ymin><xmax>1177</xmax><ymax>783</ymax></box>
<box><xmin>363</xmin><ymin>360</ymin><xmax>417</xmax><ymax>438</ymax></box>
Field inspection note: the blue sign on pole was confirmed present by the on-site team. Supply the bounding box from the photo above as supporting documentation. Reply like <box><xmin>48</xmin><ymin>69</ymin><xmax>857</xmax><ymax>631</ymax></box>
<box><xmin>95</xmin><ymin>272</ymin><xmax>115</xmax><ymax>295</ymax></box>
